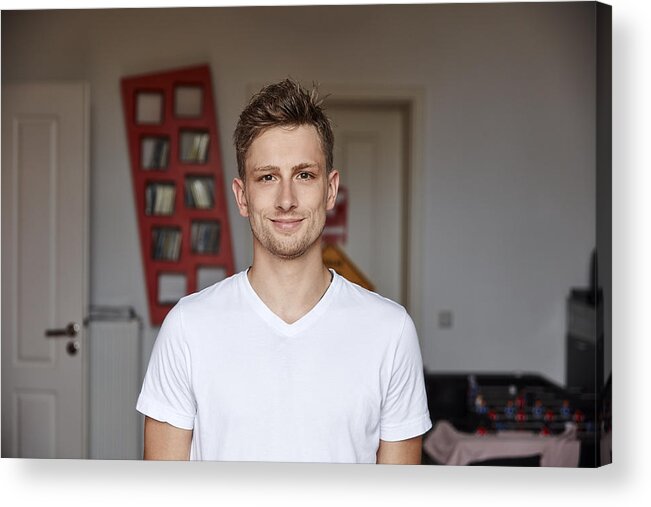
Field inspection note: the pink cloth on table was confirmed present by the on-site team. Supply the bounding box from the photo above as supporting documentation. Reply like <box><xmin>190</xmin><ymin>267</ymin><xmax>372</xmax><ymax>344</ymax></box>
<box><xmin>423</xmin><ymin>420</ymin><xmax>581</xmax><ymax>467</ymax></box>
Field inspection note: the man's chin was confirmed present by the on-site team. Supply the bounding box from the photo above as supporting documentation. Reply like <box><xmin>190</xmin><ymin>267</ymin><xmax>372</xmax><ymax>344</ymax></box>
<box><xmin>265</xmin><ymin>236</ymin><xmax>323</xmax><ymax>261</ymax></box>
<box><xmin>272</xmin><ymin>251</ymin><xmax>306</xmax><ymax>261</ymax></box>
<box><xmin>267</xmin><ymin>241</ymin><xmax>311</xmax><ymax>260</ymax></box>
<box><xmin>251</xmin><ymin>223</ymin><xmax>324</xmax><ymax>261</ymax></box>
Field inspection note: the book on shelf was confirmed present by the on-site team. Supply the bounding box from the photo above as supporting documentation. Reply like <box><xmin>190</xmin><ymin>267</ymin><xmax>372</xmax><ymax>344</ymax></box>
<box><xmin>164</xmin><ymin>185</ymin><xmax>175</xmax><ymax>214</ymax></box>
<box><xmin>154</xmin><ymin>185</ymin><xmax>165</xmax><ymax>215</ymax></box>
<box><xmin>142</xmin><ymin>137</ymin><xmax>169</xmax><ymax>169</ymax></box>
<box><xmin>192</xmin><ymin>178</ymin><xmax>210</xmax><ymax>208</ymax></box>
<box><xmin>170</xmin><ymin>229</ymin><xmax>181</xmax><ymax>259</ymax></box>
<box><xmin>186</xmin><ymin>177</ymin><xmax>214</xmax><ymax>209</ymax></box>
<box><xmin>154</xmin><ymin>138</ymin><xmax>169</xmax><ymax>168</ymax></box>
<box><xmin>181</xmin><ymin>132</ymin><xmax>210</xmax><ymax>163</ymax></box>
<box><xmin>145</xmin><ymin>184</ymin><xmax>153</xmax><ymax>215</ymax></box>
<box><xmin>191</xmin><ymin>221</ymin><xmax>220</xmax><ymax>254</ymax></box>
<box><xmin>197</xmin><ymin>133</ymin><xmax>209</xmax><ymax>163</ymax></box>
<box><xmin>153</xmin><ymin>228</ymin><xmax>181</xmax><ymax>261</ymax></box>
<box><xmin>146</xmin><ymin>183</ymin><xmax>175</xmax><ymax>215</ymax></box>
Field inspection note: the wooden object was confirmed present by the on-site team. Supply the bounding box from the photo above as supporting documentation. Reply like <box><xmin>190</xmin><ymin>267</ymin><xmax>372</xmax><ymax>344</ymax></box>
<box><xmin>322</xmin><ymin>243</ymin><xmax>374</xmax><ymax>291</ymax></box>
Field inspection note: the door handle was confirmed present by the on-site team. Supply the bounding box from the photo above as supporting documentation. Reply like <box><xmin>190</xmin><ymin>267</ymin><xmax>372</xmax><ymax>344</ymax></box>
<box><xmin>45</xmin><ymin>322</ymin><xmax>80</xmax><ymax>338</ymax></box>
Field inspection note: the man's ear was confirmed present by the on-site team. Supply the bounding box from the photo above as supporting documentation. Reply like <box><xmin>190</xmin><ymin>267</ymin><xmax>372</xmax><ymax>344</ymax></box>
<box><xmin>325</xmin><ymin>169</ymin><xmax>340</xmax><ymax>211</ymax></box>
<box><xmin>232</xmin><ymin>178</ymin><xmax>249</xmax><ymax>217</ymax></box>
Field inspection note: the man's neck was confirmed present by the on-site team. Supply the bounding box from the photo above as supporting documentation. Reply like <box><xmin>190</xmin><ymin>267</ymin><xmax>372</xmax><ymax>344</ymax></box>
<box><xmin>247</xmin><ymin>243</ymin><xmax>333</xmax><ymax>325</ymax></box>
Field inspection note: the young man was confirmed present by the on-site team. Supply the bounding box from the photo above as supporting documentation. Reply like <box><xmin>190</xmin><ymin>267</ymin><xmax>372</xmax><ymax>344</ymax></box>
<box><xmin>136</xmin><ymin>79</ymin><xmax>432</xmax><ymax>463</ymax></box>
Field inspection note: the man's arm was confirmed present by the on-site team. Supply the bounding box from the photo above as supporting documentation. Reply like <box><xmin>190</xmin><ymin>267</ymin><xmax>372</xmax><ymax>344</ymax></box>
<box><xmin>143</xmin><ymin>416</ymin><xmax>193</xmax><ymax>460</ymax></box>
<box><xmin>376</xmin><ymin>436</ymin><xmax>423</xmax><ymax>464</ymax></box>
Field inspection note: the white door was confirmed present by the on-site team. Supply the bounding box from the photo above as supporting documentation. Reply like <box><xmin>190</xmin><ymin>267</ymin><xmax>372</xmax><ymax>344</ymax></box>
<box><xmin>2</xmin><ymin>82</ymin><xmax>90</xmax><ymax>458</ymax></box>
<box><xmin>327</xmin><ymin>105</ymin><xmax>407</xmax><ymax>304</ymax></box>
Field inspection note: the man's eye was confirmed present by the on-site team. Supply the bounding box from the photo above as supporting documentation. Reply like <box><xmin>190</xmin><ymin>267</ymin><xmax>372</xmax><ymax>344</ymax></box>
<box><xmin>260</xmin><ymin>174</ymin><xmax>274</xmax><ymax>182</ymax></box>
<box><xmin>298</xmin><ymin>172</ymin><xmax>313</xmax><ymax>180</ymax></box>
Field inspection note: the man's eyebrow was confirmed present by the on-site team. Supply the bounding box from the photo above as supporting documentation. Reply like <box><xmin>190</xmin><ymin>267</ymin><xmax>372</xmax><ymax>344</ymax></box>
<box><xmin>252</xmin><ymin>165</ymin><xmax>278</xmax><ymax>173</ymax></box>
<box><xmin>252</xmin><ymin>162</ymin><xmax>320</xmax><ymax>173</ymax></box>
<box><xmin>292</xmin><ymin>162</ymin><xmax>320</xmax><ymax>171</ymax></box>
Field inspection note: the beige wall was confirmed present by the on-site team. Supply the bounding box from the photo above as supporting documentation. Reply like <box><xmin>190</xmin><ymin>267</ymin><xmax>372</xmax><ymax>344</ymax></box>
<box><xmin>2</xmin><ymin>3</ymin><xmax>597</xmax><ymax>386</ymax></box>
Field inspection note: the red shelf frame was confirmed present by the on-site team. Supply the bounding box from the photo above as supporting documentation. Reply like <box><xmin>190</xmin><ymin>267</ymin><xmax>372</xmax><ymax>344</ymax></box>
<box><xmin>121</xmin><ymin>65</ymin><xmax>235</xmax><ymax>326</ymax></box>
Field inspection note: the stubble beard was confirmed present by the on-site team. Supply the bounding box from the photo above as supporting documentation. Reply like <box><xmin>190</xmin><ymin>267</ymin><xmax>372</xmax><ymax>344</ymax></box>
<box><xmin>249</xmin><ymin>211</ymin><xmax>326</xmax><ymax>261</ymax></box>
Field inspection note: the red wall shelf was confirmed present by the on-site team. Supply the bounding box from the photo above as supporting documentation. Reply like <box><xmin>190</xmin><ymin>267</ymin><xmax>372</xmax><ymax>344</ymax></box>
<box><xmin>121</xmin><ymin>64</ymin><xmax>235</xmax><ymax>326</ymax></box>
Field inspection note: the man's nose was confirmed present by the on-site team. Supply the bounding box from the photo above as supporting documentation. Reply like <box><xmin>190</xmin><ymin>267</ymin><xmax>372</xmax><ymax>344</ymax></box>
<box><xmin>275</xmin><ymin>179</ymin><xmax>298</xmax><ymax>211</ymax></box>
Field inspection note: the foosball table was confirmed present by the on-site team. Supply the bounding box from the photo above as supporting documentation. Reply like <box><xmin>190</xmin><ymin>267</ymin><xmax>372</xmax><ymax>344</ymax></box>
<box><xmin>422</xmin><ymin>372</ymin><xmax>603</xmax><ymax>467</ymax></box>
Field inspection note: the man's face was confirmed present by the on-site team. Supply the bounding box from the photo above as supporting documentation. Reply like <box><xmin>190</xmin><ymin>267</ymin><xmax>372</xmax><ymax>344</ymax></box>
<box><xmin>232</xmin><ymin>124</ymin><xmax>339</xmax><ymax>261</ymax></box>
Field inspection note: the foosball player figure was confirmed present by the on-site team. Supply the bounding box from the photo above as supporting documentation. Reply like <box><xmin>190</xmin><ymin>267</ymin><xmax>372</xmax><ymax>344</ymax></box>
<box><xmin>544</xmin><ymin>409</ymin><xmax>555</xmax><ymax>423</ymax></box>
<box><xmin>474</xmin><ymin>394</ymin><xmax>488</xmax><ymax>414</ymax></box>
<box><xmin>532</xmin><ymin>399</ymin><xmax>544</xmax><ymax>419</ymax></box>
<box><xmin>504</xmin><ymin>400</ymin><xmax>516</xmax><ymax>419</ymax></box>
<box><xmin>515</xmin><ymin>410</ymin><xmax>527</xmax><ymax>423</ymax></box>
<box><xmin>560</xmin><ymin>399</ymin><xmax>572</xmax><ymax>420</ymax></box>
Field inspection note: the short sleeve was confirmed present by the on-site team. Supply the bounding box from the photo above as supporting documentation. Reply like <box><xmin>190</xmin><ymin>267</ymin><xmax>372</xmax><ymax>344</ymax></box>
<box><xmin>380</xmin><ymin>312</ymin><xmax>432</xmax><ymax>441</ymax></box>
<box><xmin>136</xmin><ymin>303</ymin><xmax>196</xmax><ymax>430</ymax></box>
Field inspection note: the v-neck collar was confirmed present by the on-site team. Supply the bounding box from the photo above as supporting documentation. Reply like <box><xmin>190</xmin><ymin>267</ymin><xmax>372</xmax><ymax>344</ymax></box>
<box><xmin>240</xmin><ymin>268</ymin><xmax>341</xmax><ymax>337</ymax></box>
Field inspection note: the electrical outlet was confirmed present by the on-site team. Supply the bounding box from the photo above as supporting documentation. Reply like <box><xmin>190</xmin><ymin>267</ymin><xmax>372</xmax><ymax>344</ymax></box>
<box><xmin>438</xmin><ymin>310</ymin><xmax>453</xmax><ymax>329</ymax></box>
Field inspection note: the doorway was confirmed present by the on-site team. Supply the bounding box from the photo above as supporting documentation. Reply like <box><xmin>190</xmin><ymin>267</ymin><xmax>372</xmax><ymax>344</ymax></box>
<box><xmin>326</xmin><ymin>103</ymin><xmax>410</xmax><ymax>305</ymax></box>
<box><xmin>322</xmin><ymin>87</ymin><xmax>425</xmax><ymax>335</ymax></box>
<box><xmin>1</xmin><ymin>82</ymin><xmax>90</xmax><ymax>458</ymax></box>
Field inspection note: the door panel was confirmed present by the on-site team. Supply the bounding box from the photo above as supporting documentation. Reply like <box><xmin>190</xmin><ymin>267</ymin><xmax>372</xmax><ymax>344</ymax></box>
<box><xmin>2</xmin><ymin>83</ymin><xmax>89</xmax><ymax>458</ymax></box>
<box><xmin>16</xmin><ymin>118</ymin><xmax>58</xmax><ymax>364</ymax></box>
<box><xmin>16</xmin><ymin>391</ymin><xmax>56</xmax><ymax>458</ymax></box>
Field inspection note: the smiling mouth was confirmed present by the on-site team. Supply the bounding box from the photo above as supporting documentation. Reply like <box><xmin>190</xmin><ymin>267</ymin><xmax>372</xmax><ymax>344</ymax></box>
<box><xmin>270</xmin><ymin>218</ymin><xmax>304</xmax><ymax>231</ymax></box>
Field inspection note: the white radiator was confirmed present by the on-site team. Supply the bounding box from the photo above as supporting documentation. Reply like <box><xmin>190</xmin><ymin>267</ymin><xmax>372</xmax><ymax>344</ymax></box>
<box><xmin>88</xmin><ymin>316</ymin><xmax>141</xmax><ymax>460</ymax></box>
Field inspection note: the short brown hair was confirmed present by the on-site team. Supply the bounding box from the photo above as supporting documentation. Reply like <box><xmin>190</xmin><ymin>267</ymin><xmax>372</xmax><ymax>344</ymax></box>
<box><xmin>233</xmin><ymin>78</ymin><xmax>334</xmax><ymax>179</ymax></box>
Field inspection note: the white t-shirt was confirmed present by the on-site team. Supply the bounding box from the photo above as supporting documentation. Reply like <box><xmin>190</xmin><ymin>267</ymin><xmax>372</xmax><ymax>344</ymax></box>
<box><xmin>136</xmin><ymin>269</ymin><xmax>432</xmax><ymax>463</ymax></box>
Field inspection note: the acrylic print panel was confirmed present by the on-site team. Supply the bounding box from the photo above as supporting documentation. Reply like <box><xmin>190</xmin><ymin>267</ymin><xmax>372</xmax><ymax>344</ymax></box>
<box><xmin>0</xmin><ymin>2</ymin><xmax>610</xmax><ymax>466</ymax></box>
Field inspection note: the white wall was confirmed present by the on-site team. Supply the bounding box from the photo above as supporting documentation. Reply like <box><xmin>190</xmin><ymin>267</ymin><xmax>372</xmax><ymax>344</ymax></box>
<box><xmin>2</xmin><ymin>3</ymin><xmax>597</xmax><ymax>386</ymax></box>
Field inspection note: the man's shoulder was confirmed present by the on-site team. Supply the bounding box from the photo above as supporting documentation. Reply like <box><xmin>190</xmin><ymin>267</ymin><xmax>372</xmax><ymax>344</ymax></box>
<box><xmin>335</xmin><ymin>273</ymin><xmax>407</xmax><ymax>323</ymax></box>
<box><xmin>177</xmin><ymin>270</ymin><xmax>244</xmax><ymax>311</ymax></box>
